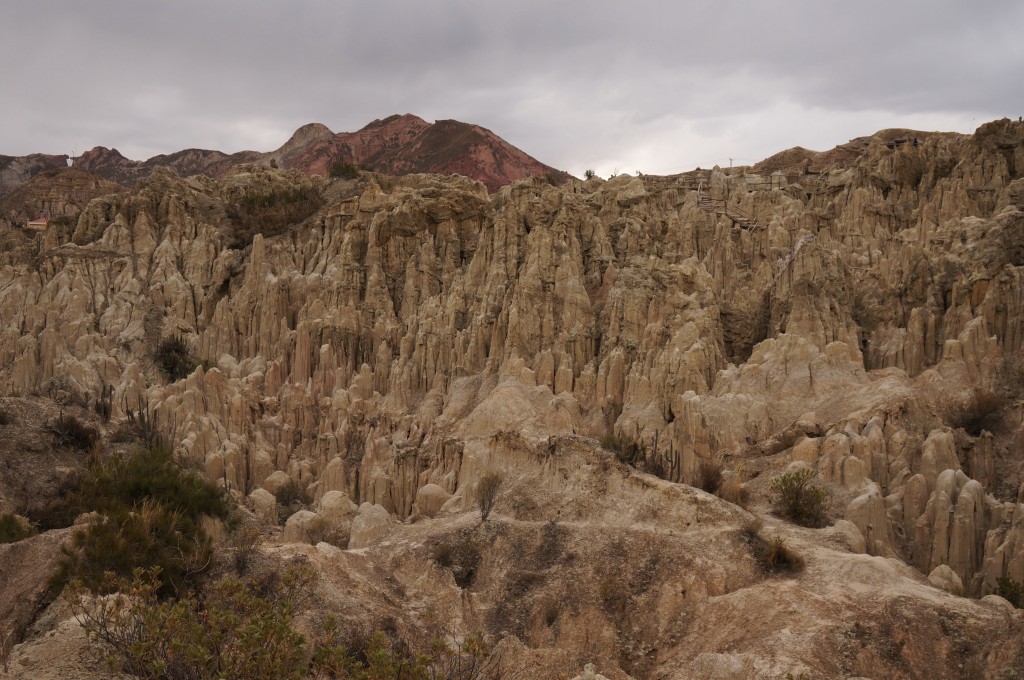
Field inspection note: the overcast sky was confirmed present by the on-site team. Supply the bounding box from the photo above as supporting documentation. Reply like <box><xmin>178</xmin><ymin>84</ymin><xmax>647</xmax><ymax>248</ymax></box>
<box><xmin>2</xmin><ymin>1</ymin><xmax>1022</xmax><ymax>178</ymax></box>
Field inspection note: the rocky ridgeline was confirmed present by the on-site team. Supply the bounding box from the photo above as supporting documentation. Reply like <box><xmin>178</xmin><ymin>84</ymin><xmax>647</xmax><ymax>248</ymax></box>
<box><xmin>2</xmin><ymin>119</ymin><xmax>1024</xmax><ymax>676</ymax></box>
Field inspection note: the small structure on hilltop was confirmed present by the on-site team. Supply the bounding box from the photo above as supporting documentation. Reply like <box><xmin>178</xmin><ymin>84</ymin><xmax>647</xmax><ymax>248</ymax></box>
<box><xmin>25</xmin><ymin>217</ymin><xmax>49</xmax><ymax>231</ymax></box>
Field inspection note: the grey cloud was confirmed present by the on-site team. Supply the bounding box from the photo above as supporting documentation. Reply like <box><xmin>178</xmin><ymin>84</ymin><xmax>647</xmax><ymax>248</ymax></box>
<box><xmin>1</xmin><ymin>0</ymin><xmax>1021</xmax><ymax>174</ymax></box>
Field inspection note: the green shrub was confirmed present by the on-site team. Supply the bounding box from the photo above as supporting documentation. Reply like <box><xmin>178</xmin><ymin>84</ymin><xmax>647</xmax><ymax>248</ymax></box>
<box><xmin>53</xmin><ymin>447</ymin><xmax>230</xmax><ymax>596</ymax></box>
<box><xmin>57</xmin><ymin>499</ymin><xmax>214</xmax><ymax>597</ymax></box>
<box><xmin>73</xmin><ymin>447</ymin><xmax>228</xmax><ymax>521</ymax></box>
<box><xmin>584</xmin><ymin>169</ymin><xmax>596</xmax><ymax>180</ymax></box>
<box><xmin>154</xmin><ymin>335</ymin><xmax>197</xmax><ymax>382</ymax></box>
<box><xmin>770</xmin><ymin>468</ymin><xmax>828</xmax><ymax>527</ymax></box>
<box><xmin>0</xmin><ymin>513</ymin><xmax>36</xmax><ymax>544</ymax></box>
<box><xmin>995</xmin><ymin>576</ymin><xmax>1024</xmax><ymax>608</ymax></box>
<box><xmin>477</xmin><ymin>473</ymin><xmax>503</xmax><ymax>521</ymax></box>
<box><xmin>329</xmin><ymin>160</ymin><xmax>360</xmax><ymax>180</ymax></box>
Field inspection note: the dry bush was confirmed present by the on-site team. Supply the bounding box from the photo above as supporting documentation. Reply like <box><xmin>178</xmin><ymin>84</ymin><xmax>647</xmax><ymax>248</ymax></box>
<box><xmin>432</xmin><ymin>542</ymin><xmax>453</xmax><ymax>568</ymax></box>
<box><xmin>0</xmin><ymin>407</ymin><xmax>12</xmax><ymax>426</ymax></box>
<box><xmin>598</xmin><ymin>573</ymin><xmax>629</xmax><ymax>618</ymax></box>
<box><xmin>154</xmin><ymin>335</ymin><xmax>197</xmax><ymax>382</ymax></box>
<box><xmin>717</xmin><ymin>476</ymin><xmax>749</xmax><ymax>508</ymax></box>
<box><xmin>995</xmin><ymin>576</ymin><xmax>1024</xmax><ymax>608</ymax></box>
<box><xmin>124</xmin><ymin>398</ymin><xmax>165</xmax><ymax>450</ymax></box>
<box><xmin>477</xmin><ymin>473</ymin><xmax>503</xmax><ymax>522</ymax></box>
<box><xmin>0</xmin><ymin>512</ymin><xmax>36</xmax><ymax>544</ymax></box>
<box><xmin>305</xmin><ymin>517</ymin><xmax>350</xmax><ymax>549</ymax></box>
<box><xmin>944</xmin><ymin>389</ymin><xmax>1005</xmax><ymax>436</ymax></box>
<box><xmin>431</xmin><ymin>532</ymin><xmax>482</xmax><ymax>589</ymax></box>
<box><xmin>600</xmin><ymin>430</ymin><xmax>647</xmax><ymax>466</ymax></box>
<box><xmin>229</xmin><ymin>525</ymin><xmax>263</xmax><ymax>575</ymax></box>
<box><xmin>696</xmin><ymin>458</ymin><xmax>723</xmax><ymax>494</ymax></box>
<box><xmin>275</xmin><ymin>478</ymin><xmax>311</xmax><ymax>519</ymax></box>
<box><xmin>746</xmin><ymin>530</ymin><xmax>805</xmax><ymax>575</ymax></box>
<box><xmin>48</xmin><ymin>414</ymin><xmax>98</xmax><ymax>451</ymax></box>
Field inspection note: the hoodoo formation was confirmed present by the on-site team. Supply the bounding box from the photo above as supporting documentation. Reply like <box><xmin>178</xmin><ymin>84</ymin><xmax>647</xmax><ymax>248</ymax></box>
<box><xmin>1</xmin><ymin>118</ymin><xmax>1024</xmax><ymax>678</ymax></box>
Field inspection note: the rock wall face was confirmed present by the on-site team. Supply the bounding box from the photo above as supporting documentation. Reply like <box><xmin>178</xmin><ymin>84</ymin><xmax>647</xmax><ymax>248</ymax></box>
<box><xmin>2</xmin><ymin>121</ymin><xmax>1024</xmax><ymax>637</ymax></box>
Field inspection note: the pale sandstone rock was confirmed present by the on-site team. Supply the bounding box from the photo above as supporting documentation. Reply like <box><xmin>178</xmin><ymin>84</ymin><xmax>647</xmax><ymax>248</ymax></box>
<box><xmin>830</xmin><ymin>519</ymin><xmax>867</xmax><ymax>554</ymax></box>
<box><xmin>263</xmin><ymin>470</ymin><xmax>292</xmax><ymax>495</ymax></box>
<box><xmin>247</xmin><ymin>487</ymin><xmax>278</xmax><ymax>524</ymax></box>
<box><xmin>846</xmin><ymin>483</ymin><xmax>895</xmax><ymax>556</ymax></box>
<box><xmin>571</xmin><ymin>663</ymin><xmax>611</xmax><ymax>680</ymax></box>
<box><xmin>413</xmin><ymin>483</ymin><xmax>450</xmax><ymax>518</ymax></box>
<box><xmin>282</xmin><ymin>509</ymin><xmax>319</xmax><ymax>543</ymax></box>
<box><xmin>927</xmin><ymin>564</ymin><xmax>964</xmax><ymax>593</ymax></box>
<box><xmin>318</xmin><ymin>489</ymin><xmax>358</xmax><ymax>524</ymax></box>
<box><xmin>349</xmin><ymin>503</ymin><xmax>394</xmax><ymax>549</ymax></box>
<box><xmin>980</xmin><ymin>594</ymin><xmax>1016</xmax><ymax>611</ymax></box>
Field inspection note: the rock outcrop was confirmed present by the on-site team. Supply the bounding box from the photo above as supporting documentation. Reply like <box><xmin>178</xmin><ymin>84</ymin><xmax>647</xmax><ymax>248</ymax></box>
<box><xmin>3</xmin><ymin>118</ymin><xmax>1024</xmax><ymax>677</ymax></box>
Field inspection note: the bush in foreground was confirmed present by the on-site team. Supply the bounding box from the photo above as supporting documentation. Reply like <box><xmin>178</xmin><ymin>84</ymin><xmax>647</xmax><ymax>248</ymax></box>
<box><xmin>53</xmin><ymin>447</ymin><xmax>230</xmax><ymax>596</ymax></box>
<box><xmin>71</xmin><ymin>566</ymin><xmax>517</xmax><ymax>680</ymax></box>
<box><xmin>0</xmin><ymin>513</ymin><xmax>36</xmax><ymax>544</ymax></box>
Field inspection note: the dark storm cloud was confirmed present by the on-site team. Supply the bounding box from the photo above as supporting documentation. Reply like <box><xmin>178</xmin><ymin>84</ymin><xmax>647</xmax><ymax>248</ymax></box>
<box><xmin>2</xmin><ymin>1</ymin><xmax>1021</xmax><ymax>176</ymax></box>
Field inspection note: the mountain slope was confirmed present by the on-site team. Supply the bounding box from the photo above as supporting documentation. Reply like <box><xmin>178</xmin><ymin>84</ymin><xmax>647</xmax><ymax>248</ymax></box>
<box><xmin>2</xmin><ymin>115</ymin><xmax>566</xmax><ymax>195</ymax></box>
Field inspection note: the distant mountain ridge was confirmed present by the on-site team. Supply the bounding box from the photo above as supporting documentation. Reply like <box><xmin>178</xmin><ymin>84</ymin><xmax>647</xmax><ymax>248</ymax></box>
<box><xmin>0</xmin><ymin>114</ymin><xmax>567</xmax><ymax>194</ymax></box>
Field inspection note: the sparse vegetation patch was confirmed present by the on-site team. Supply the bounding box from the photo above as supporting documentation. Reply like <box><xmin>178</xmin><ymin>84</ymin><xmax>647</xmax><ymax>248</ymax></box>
<box><xmin>329</xmin><ymin>160</ymin><xmax>361</xmax><ymax>179</ymax></box>
<box><xmin>47</xmin><ymin>413</ymin><xmax>98</xmax><ymax>451</ymax></box>
<box><xmin>52</xmin><ymin>447</ymin><xmax>230</xmax><ymax>596</ymax></box>
<box><xmin>995</xmin><ymin>576</ymin><xmax>1024</xmax><ymax>608</ymax></box>
<box><xmin>0</xmin><ymin>513</ymin><xmax>36</xmax><ymax>544</ymax></box>
<box><xmin>477</xmin><ymin>472</ymin><xmax>503</xmax><ymax>521</ymax></box>
<box><xmin>770</xmin><ymin>468</ymin><xmax>829</xmax><ymax>528</ymax></box>
<box><xmin>944</xmin><ymin>389</ymin><xmax>1005</xmax><ymax>436</ymax></box>
<box><xmin>226</xmin><ymin>185</ymin><xmax>324</xmax><ymax>249</ymax></box>
<box><xmin>743</xmin><ymin>522</ymin><xmax>805</xmax><ymax>575</ymax></box>
<box><xmin>154</xmin><ymin>335</ymin><xmax>197</xmax><ymax>382</ymax></box>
